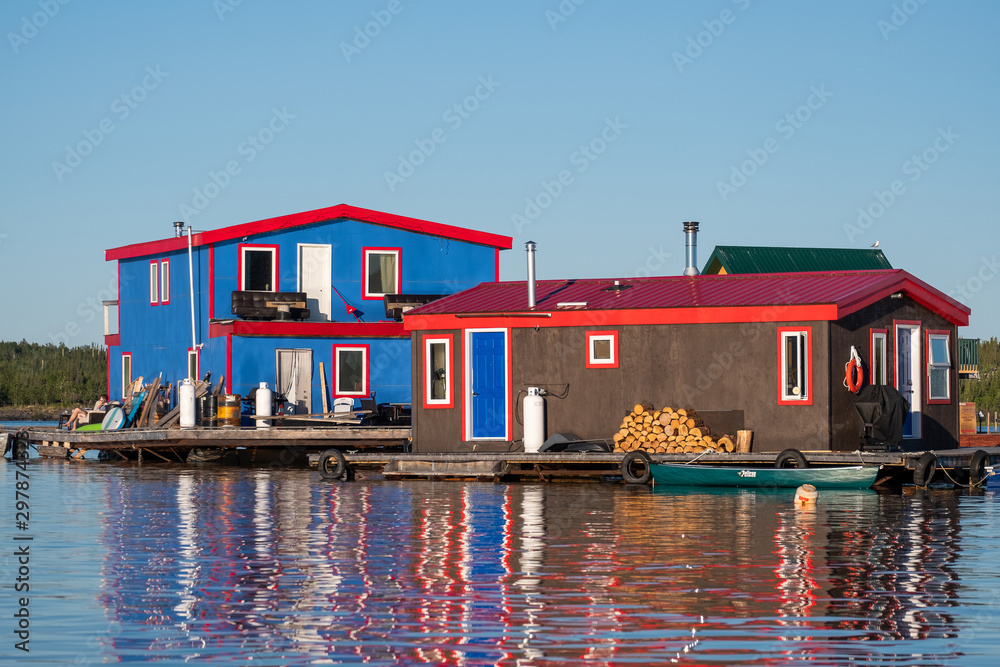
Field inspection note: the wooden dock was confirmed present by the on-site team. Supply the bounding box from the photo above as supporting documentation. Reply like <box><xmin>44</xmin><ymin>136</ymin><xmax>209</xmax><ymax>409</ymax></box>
<box><xmin>3</xmin><ymin>425</ymin><xmax>998</xmax><ymax>488</ymax></box>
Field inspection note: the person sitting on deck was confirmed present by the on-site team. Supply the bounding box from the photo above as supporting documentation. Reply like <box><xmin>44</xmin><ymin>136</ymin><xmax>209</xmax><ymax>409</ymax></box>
<box><xmin>67</xmin><ymin>394</ymin><xmax>108</xmax><ymax>430</ymax></box>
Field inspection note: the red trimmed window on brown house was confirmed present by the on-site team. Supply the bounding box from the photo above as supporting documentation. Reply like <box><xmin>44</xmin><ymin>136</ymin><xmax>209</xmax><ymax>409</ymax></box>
<box><xmin>423</xmin><ymin>335</ymin><xmax>454</xmax><ymax>408</ymax></box>
<box><xmin>777</xmin><ymin>327</ymin><xmax>812</xmax><ymax>405</ymax></box>
<box><xmin>870</xmin><ymin>328</ymin><xmax>888</xmax><ymax>385</ymax></box>
<box><xmin>926</xmin><ymin>330</ymin><xmax>952</xmax><ymax>404</ymax></box>
<box><xmin>586</xmin><ymin>331</ymin><xmax>618</xmax><ymax>368</ymax></box>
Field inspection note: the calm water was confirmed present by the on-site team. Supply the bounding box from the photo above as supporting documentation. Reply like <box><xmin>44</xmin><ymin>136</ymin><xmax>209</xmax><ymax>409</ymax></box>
<box><xmin>3</xmin><ymin>457</ymin><xmax>1000</xmax><ymax>666</ymax></box>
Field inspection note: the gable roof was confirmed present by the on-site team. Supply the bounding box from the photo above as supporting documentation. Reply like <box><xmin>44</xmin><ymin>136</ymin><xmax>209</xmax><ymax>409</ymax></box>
<box><xmin>106</xmin><ymin>204</ymin><xmax>513</xmax><ymax>261</ymax></box>
<box><xmin>702</xmin><ymin>246</ymin><xmax>892</xmax><ymax>275</ymax></box>
<box><xmin>405</xmin><ymin>269</ymin><xmax>969</xmax><ymax>328</ymax></box>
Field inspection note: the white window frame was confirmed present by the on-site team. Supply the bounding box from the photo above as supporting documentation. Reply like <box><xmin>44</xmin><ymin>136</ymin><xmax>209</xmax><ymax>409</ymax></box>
<box><xmin>239</xmin><ymin>245</ymin><xmax>278</xmax><ymax>292</ymax></box>
<box><xmin>927</xmin><ymin>331</ymin><xmax>951</xmax><ymax>402</ymax></box>
<box><xmin>363</xmin><ymin>248</ymin><xmax>401</xmax><ymax>300</ymax></box>
<box><xmin>160</xmin><ymin>259</ymin><xmax>171</xmax><ymax>305</ymax></box>
<box><xmin>424</xmin><ymin>336</ymin><xmax>452</xmax><ymax>407</ymax></box>
<box><xmin>586</xmin><ymin>331</ymin><xmax>618</xmax><ymax>368</ymax></box>
<box><xmin>871</xmin><ymin>330</ymin><xmax>887</xmax><ymax>385</ymax></box>
<box><xmin>122</xmin><ymin>353</ymin><xmax>132</xmax><ymax>397</ymax></box>
<box><xmin>149</xmin><ymin>261</ymin><xmax>159</xmax><ymax>305</ymax></box>
<box><xmin>187</xmin><ymin>348</ymin><xmax>199</xmax><ymax>381</ymax></box>
<box><xmin>334</xmin><ymin>345</ymin><xmax>369</xmax><ymax>397</ymax></box>
<box><xmin>778</xmin><ymin>328</ymin><xmax>811</xmax><ymax>404</ymax></box>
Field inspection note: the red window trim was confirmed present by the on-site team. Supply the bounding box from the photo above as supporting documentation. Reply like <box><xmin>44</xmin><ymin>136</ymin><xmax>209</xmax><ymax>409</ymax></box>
<box><xmin>238</xmin><ymin>244</ymin><xmax>279</xmax><ymax>292</ymax></box>
<box><xmin>149</xmin><ymin>260</ymin><xmax>159</xmax><ymax>305</ymax></box>
<box><xmin>332</xmin><ymin>344</ymin><xmax>369</xmax><ymax>397</ymax></box>
<box><xmin>925</xmin><ymin>329</ymin><xmax>952</xmax><ymax>405</ymax></box>
<box><xmin>586</xmin><ymin>330</ymin><xmax>619</xmax><ymax>368</ymax></box>
<box><xmin>423</xmin><ymin>334</ymin><xmax>455</xmax><ymax>409</ymax></box>
<box><xmin>870</xmin><ymin>328</ymin><xmax>888</xmax><ymax>385</ymax></box>
<box><xmin>777</xmin><ymin>326</ymin><xmax>813</xmax><ymax>406</ymax></box>
<box><xmin>160</xmin><ymin>259</ymin><xmax>171</xmax><ymax>305</ymax></box>
<box><xmin>362</xmin><ymin>247</ymin><xmax>402</xmax><ymax>301</ymax></box>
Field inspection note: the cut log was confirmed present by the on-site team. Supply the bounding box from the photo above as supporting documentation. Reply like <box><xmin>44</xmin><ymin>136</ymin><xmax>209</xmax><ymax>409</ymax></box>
<box><xmin>736</xmin><ymin>430</ymin><xmax>753</xmax><ymax>453</ymax></box>
<box><xmin>718</xmin><ymin>436</ymin><xmax>735</xmax><ymax>452</ymax></box>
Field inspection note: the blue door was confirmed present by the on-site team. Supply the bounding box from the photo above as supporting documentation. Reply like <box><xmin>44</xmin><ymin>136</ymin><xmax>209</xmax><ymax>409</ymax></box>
<box><xmin>470</xmin><ymin>331</ymin><xmax>506</xmax><ymax>439</ymax></box>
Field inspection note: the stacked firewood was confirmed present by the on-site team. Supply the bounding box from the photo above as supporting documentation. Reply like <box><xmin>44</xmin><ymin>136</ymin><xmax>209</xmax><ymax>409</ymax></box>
<box><xmin>612</xmin><ymin>404</ymin><xmax>736</xmax><ymax>454</ymax></box>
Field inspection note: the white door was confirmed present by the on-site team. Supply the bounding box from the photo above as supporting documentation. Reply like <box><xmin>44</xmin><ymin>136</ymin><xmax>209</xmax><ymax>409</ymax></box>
<box><xmin>276</xmin><ymin>349</ymin><xmax>313</xmax><ymax>414</ymax></box>
<box><xmin>298</xmin><ymin>244</ymin><xmax>332</xmax><ymax>322</ymax></box>
<box><xmin>895</xmin><ymin>324</ymin><xmax>921</xmax><ymax>438</ymax></box>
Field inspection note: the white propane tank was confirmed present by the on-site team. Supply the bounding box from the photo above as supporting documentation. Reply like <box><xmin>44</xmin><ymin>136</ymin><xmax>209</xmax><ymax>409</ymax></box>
<box><xmin>256</xmin><ymin>381</ymin><xmax>273</xmax><ymax>429</ymax></box>
<box><xmin>523</xmin><ymin>387</ymin><xmax>546</xmax><ymax>453</ymax></box>
<box><xmin>179</xmin><ymin>378</ymin><xmax>196</xmax><ymax>429</ymax></box>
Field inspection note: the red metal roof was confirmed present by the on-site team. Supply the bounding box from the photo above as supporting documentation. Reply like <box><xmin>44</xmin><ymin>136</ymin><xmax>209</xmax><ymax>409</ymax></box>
<box><xmin>106</xmin><ymin>204</ymin><xmax>513</xmax><ymax>261</ymax></box>
<box><xmin>407</xmin><ymin>270</ymin><xmax>970</xmax><ymax>326</ymax></box>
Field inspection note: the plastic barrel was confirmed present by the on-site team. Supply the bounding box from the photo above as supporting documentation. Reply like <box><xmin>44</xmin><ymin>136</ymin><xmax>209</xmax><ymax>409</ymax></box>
<box><xmin>218</xmin><ymin>394</ymin><xmax>241</xmax><ymax>428</ymax></box>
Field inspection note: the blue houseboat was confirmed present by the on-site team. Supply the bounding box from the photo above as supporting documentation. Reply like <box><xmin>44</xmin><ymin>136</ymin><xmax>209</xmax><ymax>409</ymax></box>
<box><xmin>104</xmin><ymin>204</ymin><xmax>512</xmax><ymax>413</ymax></box>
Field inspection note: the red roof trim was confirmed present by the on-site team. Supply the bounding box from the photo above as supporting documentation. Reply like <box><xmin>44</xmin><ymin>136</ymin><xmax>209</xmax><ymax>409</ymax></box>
<box><xmin>106</xmin><ymin>204</ymin><xmax>512</xmax><ymax>261</ymax></box>
<box><xmin>210</xmin><ymin>320</ymin><xmax>406</xmax><ymax>338</ymax></box>
<box><xmin>406</xmin><ymin>304</ymin><xmax>838</xmax><ymax>331</ymax></box>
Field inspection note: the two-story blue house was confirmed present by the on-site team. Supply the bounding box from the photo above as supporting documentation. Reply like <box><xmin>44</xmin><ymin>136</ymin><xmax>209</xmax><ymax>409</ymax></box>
<box><xmin>104</xmin><ymin>204</ymin><xmax>512</xmax><ymax>413</ymax></box>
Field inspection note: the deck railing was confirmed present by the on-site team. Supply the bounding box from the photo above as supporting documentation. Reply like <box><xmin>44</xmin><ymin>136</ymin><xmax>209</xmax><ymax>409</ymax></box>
<box><xmin>959</xmin><ymin>337</ymin><xmax>980</xmax><ymax>378</ymax></box>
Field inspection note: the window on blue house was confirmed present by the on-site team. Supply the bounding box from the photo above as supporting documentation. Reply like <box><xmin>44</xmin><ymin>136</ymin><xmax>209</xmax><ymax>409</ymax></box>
<box><xmin>122</xmin><ymin>353</ymin><xmax>132</xmax><ymax>398</ymax></box>
<box><xmin>149</xmin><ymin>261</ymin><xmax>159</xmax><ymax>305</ymax></box>
<box><xmin>334</xmin><ymin>345</ymin><xmax>368</xmax><ymax>397</ymax></box>
<box><xmin>240</xmin><ymin>245</ymin><xmax>278</xmax><ymax>291</ymax></box>
<box><xmin>363</xmin><ymin>248</ymin><xmax>400</xmax><ymax>300</ymax></box>
<box><xmin>160</xmin><ymin>259</ymin><xmax>170</xmax><ymax>305</ymax></box>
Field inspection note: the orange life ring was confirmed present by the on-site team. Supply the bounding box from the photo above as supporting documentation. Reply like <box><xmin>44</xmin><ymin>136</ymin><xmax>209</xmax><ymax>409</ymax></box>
<box><xmin>846</xmin><ymin>357</ymin><xmax>863</xmax><ymax>393</ymax></box>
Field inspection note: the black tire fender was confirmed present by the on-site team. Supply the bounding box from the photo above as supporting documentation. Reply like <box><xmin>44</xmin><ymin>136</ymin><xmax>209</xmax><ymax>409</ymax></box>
<box><xmin>913</xmin><ymin>452</ymin><xmax>937</xmax><ymax>487</ymax></box>
<box><xmin>621</xmin><ymin>450</ymin><xmax>652</xmax><ymax>484</ymax></box>
<box><xmin>969</xmin><ymin>450</ymin><xmax>990</xmax><ymax>487</ymax></box>
<box><xmin>774</xmin><ymin>448</ymin><xmax>809</xmax><ymax>469</ymax></box>
<box><xmin>318</xmin><ymin>448</ymin><xmax>347</xmax><ymax>481</ymax></box>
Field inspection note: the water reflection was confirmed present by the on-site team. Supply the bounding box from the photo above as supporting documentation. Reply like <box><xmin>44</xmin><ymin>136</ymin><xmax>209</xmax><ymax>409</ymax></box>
<box><xmin>88</xmin><ymin>465</ymin><xmax>989</xmax><ymax>665</ymax></box>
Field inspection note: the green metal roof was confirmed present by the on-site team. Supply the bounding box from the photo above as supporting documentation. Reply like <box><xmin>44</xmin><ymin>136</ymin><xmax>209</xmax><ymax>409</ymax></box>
<box><xmin>702</xmin><ymin>246</ymin><xmax>893</xmax><ymax>275</ymax></box>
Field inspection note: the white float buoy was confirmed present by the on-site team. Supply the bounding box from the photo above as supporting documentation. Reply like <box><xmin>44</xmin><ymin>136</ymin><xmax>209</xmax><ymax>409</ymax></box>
<box><xmin>794</xmin><ymin>483</ymin><xmax>818</xmax><ymax>506</ymax></box>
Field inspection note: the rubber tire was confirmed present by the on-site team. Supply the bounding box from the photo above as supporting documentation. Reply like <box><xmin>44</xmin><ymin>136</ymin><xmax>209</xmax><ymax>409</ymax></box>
<box><xmin>774</xmin><ymin>449</ymin><xmax>809</xmax><ymax>469</ymax></box>
<box><xmin>318</xmin><ymin>448</ymin><xmax>347</xmax><ymax>481</ymax></box>
<box><xmin>621</xmin><ymin>450</ymin><xmax>652</xmax><ymax>484</ymax></box>
<box><xmin>969</xmin><ymin>450</ymin><xmax>990</xmax><ymax>487</ymax></box>
<box><xmin>913</xmin><ymin>452</ymin><xmax>937</xmax><ymax>487</ymax></box>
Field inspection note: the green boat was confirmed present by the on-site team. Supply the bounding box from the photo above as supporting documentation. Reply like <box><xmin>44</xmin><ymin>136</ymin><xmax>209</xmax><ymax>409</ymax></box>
<box><xmin>648</xmin><ymin>462</ymin><xmax>881</xmax><ymax>490</ymax></box>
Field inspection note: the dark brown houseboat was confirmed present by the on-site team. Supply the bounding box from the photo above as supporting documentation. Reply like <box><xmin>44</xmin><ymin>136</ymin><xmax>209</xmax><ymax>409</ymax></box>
<box><xmin>403</xmin><ymin>266</ymin><xmax>970</xmax><ymax>454</ymax></box>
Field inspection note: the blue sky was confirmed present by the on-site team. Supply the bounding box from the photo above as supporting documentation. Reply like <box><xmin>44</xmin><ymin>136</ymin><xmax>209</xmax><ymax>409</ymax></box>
<box><xmin>1</xmin><ymin>0</ymin><xmax>997</xmax><ymax>346</ymax></box>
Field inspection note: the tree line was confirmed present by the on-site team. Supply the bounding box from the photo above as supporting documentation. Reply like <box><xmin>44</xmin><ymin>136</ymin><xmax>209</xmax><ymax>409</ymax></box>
<box><xmin>0</xmin><ymin>340</ymin><xmax>107</xmax><ymax>407</ymax></box>
<box><xmin>959</xmin><ymin>337</ymin><xmax>1000</xmax><ymax>415</ymax></box>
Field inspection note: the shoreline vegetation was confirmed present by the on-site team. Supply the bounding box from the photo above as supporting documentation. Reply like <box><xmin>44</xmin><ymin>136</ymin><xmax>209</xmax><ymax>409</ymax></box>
<box><xmin>1</xmin><ymin>340</ymin><xmax>108</xmax><ymax>421</ymax></box>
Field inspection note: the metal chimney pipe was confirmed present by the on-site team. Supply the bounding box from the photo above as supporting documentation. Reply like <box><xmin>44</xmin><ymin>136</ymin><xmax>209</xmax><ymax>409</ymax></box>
<box><xmin>526</xmin><ymin>241</ymin><xmax>537</xmax><ymax>308</ymax></box>
<box><xmin>683</xmin><ymin>221</ymin><xmax>700</xmax><ymax>276</ymax></box>
<box><xmin>173</xmin><ymin>221</ymin><xmax>185</xmax><ymax>238</ymax></box>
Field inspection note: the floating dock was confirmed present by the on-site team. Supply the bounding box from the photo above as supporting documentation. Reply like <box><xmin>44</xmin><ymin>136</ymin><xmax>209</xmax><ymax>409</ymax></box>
<box><xmin>4</xmin><ymin>425</ymin><xmax>998</xmax><ymax>488</ymax></box>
